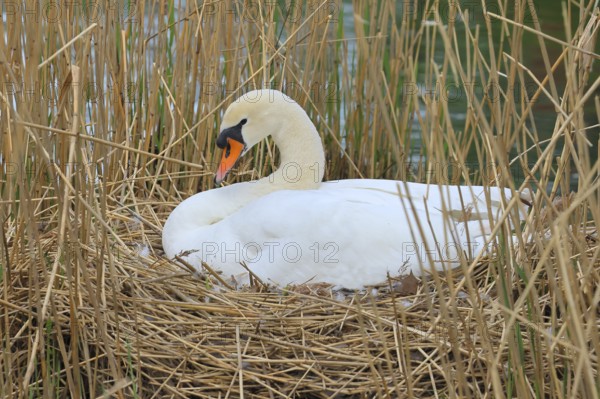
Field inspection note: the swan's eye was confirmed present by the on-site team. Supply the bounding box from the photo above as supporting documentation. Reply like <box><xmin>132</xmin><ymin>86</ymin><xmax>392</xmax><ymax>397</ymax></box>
<box><xmin>225</xmin><ymin>143</ymin><xmax>231</xmax><ymax>158</ymax></box>
<box><xmin>240</xmin><ymin>118</ymin><xmax>247</xmax><ymax>125</ymax></box>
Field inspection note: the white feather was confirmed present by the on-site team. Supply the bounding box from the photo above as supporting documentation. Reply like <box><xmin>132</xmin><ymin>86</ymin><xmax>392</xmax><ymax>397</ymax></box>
<box><xmin>162</xmin><ymin>90</ymin><xmax>527</xmax><ymax>289</ymax></box>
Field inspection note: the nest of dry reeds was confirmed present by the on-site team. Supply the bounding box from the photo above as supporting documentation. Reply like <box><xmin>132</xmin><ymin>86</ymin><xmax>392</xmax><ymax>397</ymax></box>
<box><xmin>2</xmin><ymin>196</ymin><xmax>598</xmax><ymax>398</ymax></box>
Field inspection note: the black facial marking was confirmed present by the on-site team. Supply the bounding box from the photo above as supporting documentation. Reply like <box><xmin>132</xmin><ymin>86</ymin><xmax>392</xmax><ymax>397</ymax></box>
<box><xmin>216</xmin><ymin>119</ymin><xmax>246</xmax><ymax>149</ymax></box>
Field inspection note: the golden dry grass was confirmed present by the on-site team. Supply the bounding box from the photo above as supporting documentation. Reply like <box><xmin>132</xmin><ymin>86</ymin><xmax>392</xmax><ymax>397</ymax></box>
<box><xmin>1</xmin><ymin>0</ymin><xmax>599</xmax><ymax>398</ymax></box>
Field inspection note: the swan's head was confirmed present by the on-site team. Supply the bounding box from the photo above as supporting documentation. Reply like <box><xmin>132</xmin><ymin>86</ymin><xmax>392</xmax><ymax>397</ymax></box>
<box><xmin>214</xmin><ymin>89</ymin><xmax>301</xmax><ymax>184</ymax></box>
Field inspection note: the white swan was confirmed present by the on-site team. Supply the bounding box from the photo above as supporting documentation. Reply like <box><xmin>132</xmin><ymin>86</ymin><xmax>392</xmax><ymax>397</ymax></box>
<box><xmin>163</xmin><ymin>89</ymin><xmax>526</xmax><ymax>289</ymax></box>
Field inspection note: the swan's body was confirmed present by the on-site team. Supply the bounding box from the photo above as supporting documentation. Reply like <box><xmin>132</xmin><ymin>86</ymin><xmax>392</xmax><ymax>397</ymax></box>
<box><xmin>163</xmin><ymin>90</ymin><xmax>525</xmax><ymax>289</ymax></box>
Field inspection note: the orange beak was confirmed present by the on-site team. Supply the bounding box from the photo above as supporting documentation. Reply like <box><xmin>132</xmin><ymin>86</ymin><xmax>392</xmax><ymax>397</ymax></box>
<box><xmin>215</xmin><ymin>138</ymin><xmax>245</xmax><ymax>184</ymax></box>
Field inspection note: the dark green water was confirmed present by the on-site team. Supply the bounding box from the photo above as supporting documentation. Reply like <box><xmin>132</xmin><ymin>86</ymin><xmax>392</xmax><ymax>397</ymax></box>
<box><xmin>342</xmin><ymin>1</ymin><xmax>598</xmax><ymax>188</ymax></box>
<box><xmin>439</xmin><ymin>1</ymin><xmax>599</xmax><ymax>188</ymax></box>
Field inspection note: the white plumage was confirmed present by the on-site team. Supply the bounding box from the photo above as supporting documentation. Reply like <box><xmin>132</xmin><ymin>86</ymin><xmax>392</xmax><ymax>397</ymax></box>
<box><xmin>162</xmin><ymin>90</ymin><xmax>527</xmax><ymax>289</ymax></box>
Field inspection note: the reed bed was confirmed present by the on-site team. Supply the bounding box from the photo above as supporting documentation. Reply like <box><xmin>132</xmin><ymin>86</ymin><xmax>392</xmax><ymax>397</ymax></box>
<box><xmin>1</xmin><ymin>0</ymin><xmax>599</xmax><ymax>397</ymax></box>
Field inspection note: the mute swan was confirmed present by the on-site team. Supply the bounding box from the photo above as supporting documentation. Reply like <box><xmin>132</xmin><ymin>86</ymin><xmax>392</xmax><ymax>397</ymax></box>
<box><xmin>162</xmin><ymin>89</ymin><xmax>526</xmax><ymax>289</ymax></box>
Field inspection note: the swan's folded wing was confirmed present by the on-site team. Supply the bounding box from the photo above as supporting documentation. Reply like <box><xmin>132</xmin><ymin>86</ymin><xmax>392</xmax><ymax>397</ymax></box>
<box><xmin>212</xmin><ymin>181</ymin><xmax>524</xmax><ymax>288</ymax></box>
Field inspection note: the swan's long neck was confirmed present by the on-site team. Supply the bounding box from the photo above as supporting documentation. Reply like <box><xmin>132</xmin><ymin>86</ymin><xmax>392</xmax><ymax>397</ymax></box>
<box><xmin>163</xmin><ymin>108</ymin><xmax>325</xmax><ymax>257</ymax></box>
<box><xmin>261</xmin><ymin>104</ymin><xmax>325</xmax><ymax>190</ymax></box>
